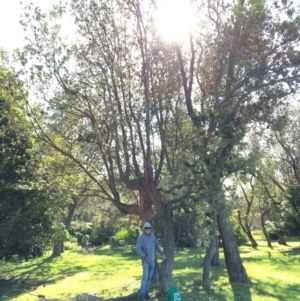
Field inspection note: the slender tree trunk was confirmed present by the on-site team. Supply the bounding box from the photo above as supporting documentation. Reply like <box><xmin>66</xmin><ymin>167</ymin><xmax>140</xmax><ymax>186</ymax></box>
<box><xmin>261</xmin><ymin>213</ymin><xmax>272</xmax><ymax>248</ymax></box>
<box><xmin>52</xmin><ymin>202</ymin><xmax>77</xmax><ymax>257</ymax></box>
<box><xmin>245</xmin><ymin>225</ymin><xmax>258</xmax><ymax>248</ymax></box>
<box><xmin>202</xmin><ymin>202</ymin><xmax>217</xmax><ymax>289</ymax></box>
<box><xmin>238</xmin><ymin>210</ymin><xmax>258</xmax><ymax>247</ymax></box>
<box><xmin>176</xmin><ymin>215</ymin><xmax>181</xmax><ymax>249</ymax></box>
<box><xmin>217</xmin><ymin>213</ymin><xmax>251</xmax><ymax>283</ymax></box>
<box><xmin>152</xmin><ymin>258</ymin><xmax>160</xmax><ymax>283</ymax></box>
<box><xmin>65</xmin><ymin>202</ymin><xmax>77</xmax><ymax>229</ymax></box>
<box><xmin>211</xmin><ymin>241</ymin><xmax>221</xmax><ymax>266</ymax></box>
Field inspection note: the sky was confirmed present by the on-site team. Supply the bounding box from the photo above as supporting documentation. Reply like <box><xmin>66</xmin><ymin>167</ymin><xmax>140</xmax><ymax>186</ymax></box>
<box><xmin>0</xmin><ymin>0</ymin><xmax>60</xmax><ymax>52</ymax></box>
<box><xmin>1</xmin><ymin>0</ymin><xmax>194</xmax><ymax>52</ymax></box>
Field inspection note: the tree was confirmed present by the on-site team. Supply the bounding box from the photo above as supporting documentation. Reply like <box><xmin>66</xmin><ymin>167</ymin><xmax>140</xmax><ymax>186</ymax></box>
<box><xmin>20</xmin><ymin>0</ymin><xmax>300</xmax><ymax>291</ymax></box>
<box><xmin>0</xmin><ymin>53</ymin><xmax>53</xmax><ymax>260</ymax></box>
<box><xmin>236</xmin><ymin>175</ymin><xmax>259</xmax><ymax>248</ymax></box>
<box><xmin>176</xmin><ymin>0</ymin><xmax>300</xmax><ymax>287</ymax></box>
<box><xmin>21</xmin><ymin>0</ymin><xmax>196</xmax><ymax>292</ymax></box>
<box><xmin>37</xmin><ymin>141</ymin><xmax>98</xmax><ymax>256</ymax></box>
<box><xmin>268</xmin><ymin>102</ymin><xmax>300</xmax><ymax>238</ymax></box>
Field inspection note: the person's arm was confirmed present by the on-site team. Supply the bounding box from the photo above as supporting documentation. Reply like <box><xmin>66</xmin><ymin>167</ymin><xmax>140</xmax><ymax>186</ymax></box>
<box><xmin>136</xmin><ymin>235</ymin><xmax>147</xmax><ymax>258</ymax></box>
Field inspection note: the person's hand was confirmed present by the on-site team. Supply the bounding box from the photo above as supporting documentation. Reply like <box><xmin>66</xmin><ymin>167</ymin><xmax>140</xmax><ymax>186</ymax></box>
<box><xmin>162</xmin><ymin>253</ymin><xmax>166</xmax><ymax>260</ymax></box>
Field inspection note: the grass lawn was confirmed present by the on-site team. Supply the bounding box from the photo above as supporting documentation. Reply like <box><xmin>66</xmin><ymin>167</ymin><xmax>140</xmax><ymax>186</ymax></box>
<box><xmin>0</xmin><ymin>238</ymin><xmax>300</xmax><ymax>301</ymax></box>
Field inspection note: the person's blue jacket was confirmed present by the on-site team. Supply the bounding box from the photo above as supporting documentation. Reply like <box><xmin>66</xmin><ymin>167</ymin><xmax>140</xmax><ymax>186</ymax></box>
<box><xmin>136</xmin><ymin>232</ymin><xmax>163</xmax><ymax>264</ymax></box>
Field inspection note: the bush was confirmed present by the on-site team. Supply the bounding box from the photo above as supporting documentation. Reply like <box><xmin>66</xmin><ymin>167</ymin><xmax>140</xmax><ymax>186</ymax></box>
<box><xmin>90</xmin><ymin>221</ymin><xmax>114</xmax><ymax>246</ymax></box>
<box><xmin>64</xmin><ymin>241</ymin><xmax>80</xmax><ymax>250</ymax></box>
<box><xmin>269</xmin><ymin>233</ymin><xmax>279</xmax><ymax>240</ymax></box>
<box><xmin>233</xmin><ymin>226</ymin><xmax>248</xmax><ymax>246</ymax></box>
<box><xmin>110</xmin><ymin>228</ymin><xmax>137</xmax><ymax>247</ymax></box>
<box><xmin>69</xmin><ymin>221</ymin><xmax>92</xmax><ymax>247</ymax></box>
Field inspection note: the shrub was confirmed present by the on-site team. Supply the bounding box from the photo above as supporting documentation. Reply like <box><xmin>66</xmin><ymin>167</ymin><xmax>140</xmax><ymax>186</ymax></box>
<box><xmin>64</xmin><ymin>241</ymin><xmax>80</xmax><ymax>250</ymax></box>
<box><xmin>233</xmin><ymin>226</ymin><xmax>248</xmax><ymax>246</ymax></box>
<box><xmin>90</xmin><ymin>221</ymin><xmax>114</xmax><ymax>246</ymax></box>
<box><xmin>269</xmin><ymin>232</ymin><xmax>279</xmax><ymax>240</ymax></box>
<box><xmin>69</xmin><ymin>221</ymin><xmax>93</xmax><ymax>247</ymax></box>
<box><xmin>110</xmin><ymin>228</ymin><xmax>137</xmax><ymax>247</ymax></box>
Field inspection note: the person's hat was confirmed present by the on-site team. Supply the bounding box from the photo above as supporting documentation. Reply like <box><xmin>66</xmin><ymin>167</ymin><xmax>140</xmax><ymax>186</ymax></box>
<box><xmin>143</xmin><ymin>222</ymin><xmax>151</xmax><ymax>228</ymax></box>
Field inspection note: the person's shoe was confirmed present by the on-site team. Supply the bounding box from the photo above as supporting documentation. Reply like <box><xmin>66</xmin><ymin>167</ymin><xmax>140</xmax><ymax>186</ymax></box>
<box><xmin>145</xmin><ymin>292</ymin><xmax>150</xmax><ymax>299</ymax></box>
<box><xmin>139</xmin><ymin>296</ymin><xmax>147</xmax><ymax>301</ymax></box>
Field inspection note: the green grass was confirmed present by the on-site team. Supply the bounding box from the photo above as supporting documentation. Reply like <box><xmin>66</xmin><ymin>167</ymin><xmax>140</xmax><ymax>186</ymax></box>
<box><xmin>1</xmin><ymin>239</ymin><xmax>300</xmax><ymax>301</ymax></box>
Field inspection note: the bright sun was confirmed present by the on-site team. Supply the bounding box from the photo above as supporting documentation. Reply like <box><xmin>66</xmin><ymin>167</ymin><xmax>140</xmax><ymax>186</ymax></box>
<box><xmin>156</xmin><ymin>0</ymin><xmax>195</xmax><ymax>42</ymax></box>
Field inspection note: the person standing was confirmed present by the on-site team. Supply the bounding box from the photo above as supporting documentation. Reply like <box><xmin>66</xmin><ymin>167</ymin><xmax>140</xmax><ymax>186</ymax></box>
<box><xmin>136</xmin><ymin>222</ymin><xmax>166</xmax><ymax>301</ymax></box>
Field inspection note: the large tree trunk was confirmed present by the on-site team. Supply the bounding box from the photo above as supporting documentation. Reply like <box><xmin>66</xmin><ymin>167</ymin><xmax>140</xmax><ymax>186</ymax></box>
<box><xmin>278</xmin><ymin>234</ymin><xmax>287</xmax><ymax>245</ymax></box>
<box><xmin>217</xmin><ymin>213</ymin><xmax>251</xmax><ymax>283</ymax></box>
<box><xmin>52</xmin><ymin>239</ymin><xmax>64</xmax><ymax>257</ymax></box>
<box><xmin>159</xmin><ymin>204</ymin><xmax>175</xmax><ymax>293</ymax></box>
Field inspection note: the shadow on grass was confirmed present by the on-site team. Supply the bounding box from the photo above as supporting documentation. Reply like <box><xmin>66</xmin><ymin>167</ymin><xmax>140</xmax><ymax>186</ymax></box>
<box><xmin>93</xmin><ymin>246</ymin><xmax>137</xmax><ymax>260</ymax></box>
<box><xmin>2</xmin><ymin>244</ymin><xmax>299</xmax><ymax>301</ymax></box>
<box><xmin>252</xmin><ymin>281</ymin><xmax>300</xmax><ymax>301</ymax></box>
<box><xmin>231</xmin><ymin>283</ymin><xmax>252</xmax><ymax>301</ymax></box>
<box><xmin>0</xmin><ymin>247</ymin><xmax>141</xmax><ymax>300</ymax></box>
<box><xmin>0</xmin><ymin>254</ymin><xmax>88</xmax><ymax>300</ymax></box>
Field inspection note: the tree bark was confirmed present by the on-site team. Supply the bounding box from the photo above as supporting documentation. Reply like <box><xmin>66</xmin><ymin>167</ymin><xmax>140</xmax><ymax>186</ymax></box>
<box><xmin>211</xmin><ymin>243</ymin><xmax>221</xmax><ymax>266</ymax></box>
<box><xmin>51</xmin><ymin>201</ymin><xmax>78</xmax><ymax>257</ymax></box>
<box><xmin>159</xmin><ymin>204</ymin><xmax>175</xmax><ymax>293</ymax></box>
<box><xmin>278</xmin><ymin>234</ymin><xmax>287</xmax><ymax>245</ymax></box>
<box><xmin>217</xmin><ymin>213</ymin><xmax>251</xmax><ymax>283</ymax></box>
<box><xmin>238</xmin><ymin>180</ymin><xmax>258</xmax><ymax>248</ymax></box>
<box><xmin>261</xmin><ymin>212</ymin><xmax>272</xmax><ymax>248</ymax></box>
<box><xmin>247</xmin><ymin>230</ymin><xmax>258</xmax><ymax>248</ymax></box>
<box><xmin>127</xmin><ymin>181</ymin><xmax>174</xmax><ymax>293</ymax></box>
<box><xmin>238</xmin><ymin>210</ymin><xmax>258</xmax><ymax>247</ymax></box>
<box><xmin>52</xmin><ymin>239</ymin><xmax>64</xmax><ymax>257</ymax></box>
<box><xmin>202</xmin><ymin>204</ymin><xmax>218</xmax><ymax>289</ymax></box>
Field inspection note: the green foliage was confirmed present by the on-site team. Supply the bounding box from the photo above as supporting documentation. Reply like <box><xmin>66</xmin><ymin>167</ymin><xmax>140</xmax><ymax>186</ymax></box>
<box><xmin>110</xmin><ymin>228</ymin><xmax>138</xmax><ymax>247</ymax></box>
<box><xmin>268</xmin><ymin>233</ymin><xmax>279</xmax><ymax>240</ymax></box>
<box><xmin>90</xmin><ymin>220</ymin><xmax>114</xmax><ymax>246</ymax></box>
<box><xmin>0</xmin><ymin>63</ymin><xmax>54</xmax><ymax>261</ymax></box>
<box><xmin>69</xmin><ymin>220</ymin><xmax>92</xmax><ymax>248</ymax></box>
<box><xmin>64</xmin><ymin>230</ymin><xmax>80</xmax><ymax>250</ymax></box>
<box><xmin>264</xmin><ymin>220</ymin><xmax>285</xmax><ymax>236</ymax></box>
<box><xmin>266</xmin><ymin>198</ymin><xmax>300</xmax><ymax>238</ymax></box>
<box><xmin>51</xmin><ymin>222</ymin><xmax>69</xmax><ymax>244</ymax></box>
<box><xmin>281</xmin><ymin>186</ymin><xmax>300</xmax><ymax>236</ymax></box>
<box><xmin>233</xmin><ymin>226</ymin><xmax>248</xmax><ymax>246</ymax></box>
